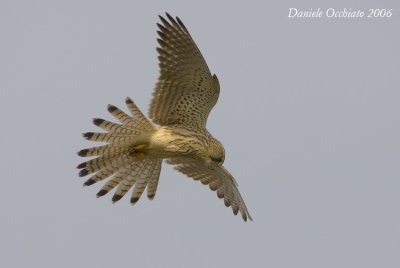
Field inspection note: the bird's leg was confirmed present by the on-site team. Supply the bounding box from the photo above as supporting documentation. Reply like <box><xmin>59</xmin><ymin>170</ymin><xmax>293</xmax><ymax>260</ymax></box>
<box><xmin>128</xmin><ymin>143</ymin><xmax>148</xmax><ymax>159</ymax></box>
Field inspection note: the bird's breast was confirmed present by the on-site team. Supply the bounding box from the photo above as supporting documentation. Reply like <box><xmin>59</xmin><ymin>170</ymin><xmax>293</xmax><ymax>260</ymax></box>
<box><xmin>148</xmin><ymin>127</ymin><xmax>205</xmax><ymax>159</ymax></box>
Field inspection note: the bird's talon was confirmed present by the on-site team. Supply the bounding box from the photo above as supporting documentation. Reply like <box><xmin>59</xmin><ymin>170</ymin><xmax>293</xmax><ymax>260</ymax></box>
<box><xmin>128</xmin><ymin>146</ymin><xmax>146</xmax><ymax>159</ymax></box>
<box><xmin>133</xmin><ymin>144</ymin><xmax>147</xmax><ymax>150</ymax></box>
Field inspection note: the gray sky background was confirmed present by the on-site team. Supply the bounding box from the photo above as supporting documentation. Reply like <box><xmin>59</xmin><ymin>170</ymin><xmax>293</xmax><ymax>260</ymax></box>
<box><xmin>1</xmin><ymin>0</ymin><xmax>399</xmax><ymax>267</ymax></box>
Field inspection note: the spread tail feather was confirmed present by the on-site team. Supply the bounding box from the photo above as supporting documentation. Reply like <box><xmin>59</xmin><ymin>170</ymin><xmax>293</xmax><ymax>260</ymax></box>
<box><xmin>77</xmin><ymin>98</ymin><xmax>162</xmax><ymax>203</ymax></box>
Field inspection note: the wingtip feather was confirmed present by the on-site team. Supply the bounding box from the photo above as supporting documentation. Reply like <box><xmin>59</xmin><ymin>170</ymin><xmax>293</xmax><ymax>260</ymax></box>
<box><xmin>107</xmin><ymin>104</ymin><xmax>117</xmax><ymax>113</ymax></box>
<box><xmin>93</xmin><ymin>118</ymin><xmax>104</xmax><ymax>126</ymax></box>
<box><xmin>79</xmin><ymin>169</ymin><xmax>89</xmax><ymax>177</ymax></box>
<box><xmin>83</xmin><ymin>179</ymin><xmax>96</xmax><ymax>186</ymax></box>
<box><xmin>96</xmin><ymin>189</ymin><xmax>108</xmax><ymax>197</ymax></box>
<box><xmin>130</xmin><ymin>197</ymin><xmax>139</xmax><ymax>204</ymax></box>
<box><xmin>76</xmin><ymin>162</ymin><xmax>86</xmax><ymax>169</ymax></box>
<box><xmin>83</xmin><ymin>132</ymin><xmax>94</xmax><ymax>140</ymax></box>
<box><xmin>125</xmin><ymin>97</ymin><xmax>133</xmax><ymax>104</ymax></box>
<box><xmin>77</xmin><ymin>149</ymin><xmax>89</xmax><ymax>157</ymax></box>
<box><xmin>112</xmin><ymin>194</ymin><xmax>123</xmax><ymax>203</ymax></box>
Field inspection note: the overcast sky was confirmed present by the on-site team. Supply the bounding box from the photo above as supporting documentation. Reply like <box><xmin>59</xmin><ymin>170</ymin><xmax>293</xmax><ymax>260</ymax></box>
<box><xmin>1</xmin><ymin>1</ymin><xmax>399</xmax><ymax>267</ymax></box>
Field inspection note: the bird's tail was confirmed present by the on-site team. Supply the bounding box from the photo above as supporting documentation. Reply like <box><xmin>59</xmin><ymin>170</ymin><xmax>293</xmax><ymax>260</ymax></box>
<box><xmin>77</xmin><ymin>97</ymin><xmax>162</xmax><ymax>204</ymax></box>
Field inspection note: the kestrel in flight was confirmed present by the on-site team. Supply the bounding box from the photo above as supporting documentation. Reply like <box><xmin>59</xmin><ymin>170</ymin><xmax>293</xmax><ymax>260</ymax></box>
<box><xmin>77</xmin><ymin>13</ymin><xmax>252</xmax><ymax>221</ymax></box>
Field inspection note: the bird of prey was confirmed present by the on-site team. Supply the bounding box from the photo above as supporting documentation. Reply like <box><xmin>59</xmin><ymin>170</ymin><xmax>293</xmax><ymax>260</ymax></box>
<box><xmin>77</xmin><ymin>13</ymin><xmax>252</xmax><ymax>221</ymax></box>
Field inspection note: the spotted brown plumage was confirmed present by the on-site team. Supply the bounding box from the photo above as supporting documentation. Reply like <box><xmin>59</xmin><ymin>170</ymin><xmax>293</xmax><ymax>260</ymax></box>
<box><xmin>77</xmin><ymin>13</ymin><xmax>252</xmax><ymax>221</ymax></box>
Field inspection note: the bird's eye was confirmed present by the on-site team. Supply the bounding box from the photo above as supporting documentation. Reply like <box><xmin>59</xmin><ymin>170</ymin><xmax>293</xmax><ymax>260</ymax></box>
<box><xmin>211</xmin><ymin>156</ymin><xmax>223</xmax><ymax>163</ymax></box>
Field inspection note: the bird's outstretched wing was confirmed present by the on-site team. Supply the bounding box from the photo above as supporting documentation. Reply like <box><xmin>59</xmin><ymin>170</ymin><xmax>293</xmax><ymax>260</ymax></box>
<box><xmin>149</xmin><ymin>13</ymin><xmax>220</xmax><ymax>129</ymax></box>
<box><xmin>167</xmin><ymin>158</ymin><xmax>253</xmax><ymax>221</ymax></box>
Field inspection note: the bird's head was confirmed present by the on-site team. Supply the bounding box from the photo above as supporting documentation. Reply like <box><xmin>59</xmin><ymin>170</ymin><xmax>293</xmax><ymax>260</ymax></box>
<box><xmin>205</xmin><ymin>138</ymin><xmax>225</xmax><ymax>169</ymax></box>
